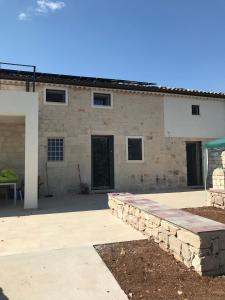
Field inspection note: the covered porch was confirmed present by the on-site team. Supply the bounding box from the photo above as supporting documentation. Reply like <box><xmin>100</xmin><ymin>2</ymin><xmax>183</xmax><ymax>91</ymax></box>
<box><xmin>0</xmin><ymin>90</ymin><xmax>38</xmax><ymax>209</ymax></box>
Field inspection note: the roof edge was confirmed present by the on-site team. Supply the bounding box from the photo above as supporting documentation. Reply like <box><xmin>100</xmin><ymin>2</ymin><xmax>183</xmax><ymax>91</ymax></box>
<box><xmin>1</xmin><ymin>69</ymin><xmax>225</xmax><ymax>100</ymax></box>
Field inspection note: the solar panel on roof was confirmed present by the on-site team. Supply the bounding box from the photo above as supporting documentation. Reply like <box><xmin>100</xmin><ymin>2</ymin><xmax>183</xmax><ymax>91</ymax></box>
<box><xmin>1</xmin><ymin>66</ymin><xmax>225</xmax><ymax>99</ymax></box>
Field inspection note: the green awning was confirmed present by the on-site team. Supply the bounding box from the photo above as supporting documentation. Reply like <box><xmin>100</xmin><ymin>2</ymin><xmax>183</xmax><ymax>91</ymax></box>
<box><xmin>205</xmin><ymin>138</ymin><xmax>225</xmax><ymax>149</ymax></box>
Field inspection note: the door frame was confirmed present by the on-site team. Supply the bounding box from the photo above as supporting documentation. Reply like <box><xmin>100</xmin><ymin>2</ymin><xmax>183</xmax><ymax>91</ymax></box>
<box><xmin>91</xmin><ymin>135</ymin><xmax>115</xmax><ymax>190</ymax></box>
<box><xmin>186</xmin><ymin>141</ymin><xmax>203</xmax><ymax>187</ymax></box>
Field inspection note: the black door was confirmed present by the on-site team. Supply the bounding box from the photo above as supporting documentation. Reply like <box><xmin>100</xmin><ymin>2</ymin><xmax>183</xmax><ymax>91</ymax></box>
<box><xmin>91</xmin><ymin>136</ymin><xmax>114</xmax><ymax>189</ymax></box>
<box><xmin>186</xmin><ymin>142</ymin><xmax>203</xmax><ymax>186</ymax></box>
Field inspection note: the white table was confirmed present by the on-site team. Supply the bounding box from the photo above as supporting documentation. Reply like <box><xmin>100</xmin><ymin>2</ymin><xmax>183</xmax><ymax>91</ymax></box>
<box><xmin>0</xmin><ymin>183</ymin><xmax>17</xmax><ymax>205</ymax></box>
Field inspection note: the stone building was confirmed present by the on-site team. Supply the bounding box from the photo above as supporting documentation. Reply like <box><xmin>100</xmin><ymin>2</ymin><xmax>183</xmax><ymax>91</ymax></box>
<box><xmin>1</xmin><ymin>68</ymin><xmax>225</xmax><ymax>205</ymax></box>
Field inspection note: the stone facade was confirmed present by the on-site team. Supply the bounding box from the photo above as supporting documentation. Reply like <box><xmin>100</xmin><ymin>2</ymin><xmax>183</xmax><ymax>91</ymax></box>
<box><xmin>209</xmin><ymin>190</ymin><xmax>225</xmax><ymax>209</ymax></box>
<box><xmin>208</xmin><ymin>158</ymin><xmax>225</xmax><ymax>208</ymax></box>
<box><xmin>0</xmin><ymin>120</ymin><xmax>25</xmax><ymax>184</ymax></box>
<box><xmin>212</xmin><ymin>168</ymin><xmax>225</xmax><ymax>190</ymax></box>
<box><xmin>208</xmin><ymin>152</ymin><xmax>225</xmax><ymax>208</ymax></box>
<box><xmin>109</xmin><ymin>193</ymin><xmax>225</xmax><ymax>276</ymax></box>
<box><xmin>0</xmin><ymin>79</ymin><xmax>215</xmax><ymax>196</ymax></box>
<box><xmin>208</xmin><ymin>150</ymin><xmax>225</xmax><ymax>187</ymax></box>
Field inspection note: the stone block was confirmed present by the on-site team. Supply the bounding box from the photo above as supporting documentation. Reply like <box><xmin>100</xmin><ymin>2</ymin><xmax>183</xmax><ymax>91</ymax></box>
<box><xmin>200</xmin><ymin>231</ymin><xmax>225</xmax><ymax>249</ymax></box>
<box><xmin>134</xmin><ymin>208</ymin><xmax>141</xmax><ymax>218</ymax></box>
<box><xmin>127</xmin><ymin>215</ymin><xmax>134</xmax><ymax>225</ymax></box>
<box><xmin>117</xmin><ymin>208</ymin><xmax>123</xmax><ymax>219</ymax></box>
<box><xmin>146</xmin><ymin>220</ymin><xmax>154</xmax><ymax>228</ymax></box>
<box><xmin>183</xmin><ymin>259</ymin><xmax>192</xmax><ymax>268</ymax></box>
<box><xmin>177</xmin><ymin>230</ymin><xmax>201</xmax><ymax>248</ymax></box>
<box><xmin>211</xmin><ymin>238</ymin><xmax>219</xmax><ymax>255</ymax></box>
<box><xmin>168</xmin><ymin>223</ymin><xmax>179</xmax><ymax>236</ymax></box>
<box><xmin>123</xmin><ymin>205</ymin><xmax>129</xmax><ymax>214</ymax></box>
<box><xmin>181</xmin><ymin>243</ymin><xmax>191</xmax><ymax>262</ymax></box>
<box><xmin>138</xmin><ymin>220</ymin><xmax>146</xmax><ymax>231</ymax></box>
<box><xmin>216</xmin><ymin>196</ymin><xmax>224</xmax><ymax>206</ymax></box>
<box><xmin>144</xmin><ymin>227</ymin><xmax>153</xmax><ymax>237</ymax></box>
<box><xmin>140</xmin><ymin>211</ymin><xmax>152</xmax><ymax>220</ymax></box>
<box><xmin>219</xmin><ymin>250</ymin><xmax>225</xmax><ymax>266</ymax></box>
<box><xmin>222</xmin><ymin>151</ymin><xmax>225</xmax><ymax>168</ymax></box>
<box><xmin>192</xmin><ymin>246</ymin><xmax>211</xmax><ymax>258</ymax></box>
<box><xmin>192</xmin><ymin>255</ymin><xmax>202</xmax><ymax>273</ymax></box>
<box><xmin>132</xmin><ymin>216</ymin><xmax>138</xmax><ymax>225</ymax></box>
<box><xmin>159</xmin><ymin>241</ymin><xmax>168</xmax><ymax>251</ymax></box>
<box><xmin>152</xmin><ymin>227</ymin><xmax>159</xmax><ymax>240</ymax></box>
<box><xmin>201</xmin><ymin>255</ymin><xmax>220</xmax><ymax>272</ymax></box>
<box><xmin>122</xmin><ymin>213</ymin><xmax>128</xmax><ymax>222</ymax></box>
<box><xmin>149</xmin><ymin>215</ymin><xmax>161</xmax><ymax>226</ymax></box>
<box><xmin>212</xmin><ymin>168</ymin><xmax>225</xmax><ymax>190</ymax></box>
<box><xmin>169</xmin><ymin>235</ymin><xmax>181</xmax><ymax>255</ymax></box>
<box><xmin>173</xmin><ymin>252</ymin><xmax>183</xmax><ymax>263</ymax></box>
<box><xmin>159</xmin><ymin>231</ymin><xmax>169</xmax><ymax>245</ymax></box>
<box><xmin>108</xmin><ymin>199</ymin><xmax>113</xmax><ymax>208</ymax></box>
<box><xmin>129</xmin><ymin>206</ymin><xmax>135</xmax><ymax>214</ymax></box>
<box><xmin>161</xmin><ymin>220</ymin><xmax>169</xmax><ymax>231</ymax></box>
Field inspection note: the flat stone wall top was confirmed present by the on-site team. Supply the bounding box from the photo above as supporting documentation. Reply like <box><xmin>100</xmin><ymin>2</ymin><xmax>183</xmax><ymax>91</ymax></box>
<box><xmin>109</xmin><ymin>193</ymin><xmax>225</xmax><ymax>234</ymax></box>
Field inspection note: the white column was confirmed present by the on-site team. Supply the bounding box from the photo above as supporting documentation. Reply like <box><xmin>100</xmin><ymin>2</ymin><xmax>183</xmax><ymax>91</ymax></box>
<box><xmin>24</xmin><ymin>112</ymin><xmax>39</xmax><ymax>209</ymax></box>
<box><xmin>203</xmin><ymin>148</ymin><xmax>208</xmax><ymax>191</ymax></box>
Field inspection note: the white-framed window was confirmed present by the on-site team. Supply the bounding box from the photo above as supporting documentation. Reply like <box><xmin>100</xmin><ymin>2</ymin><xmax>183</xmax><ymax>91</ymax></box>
<box><xmin>44</xmin><ymin>87</ymin><xmax>68</xmax><ymax>105</ymax></box>
<box><xmin>47</xmin><ymin>138</ymin><xmax>64</xmax><ymax>161</ymax></box>
<box><xmin>91</xmin><ymin>91</ymin><xmax>113</xmax><ymax>108</ymax></box>
<box><xmin>126</xmin><ymin>136</ymin><xmax>144</xmax><ymax>162</ymax></box>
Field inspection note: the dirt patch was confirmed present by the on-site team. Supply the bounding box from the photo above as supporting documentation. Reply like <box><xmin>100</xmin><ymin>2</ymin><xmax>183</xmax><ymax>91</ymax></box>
<box><xmin>95</xmin><ymin>207</ymin><xmax>225</xmax><ymax>299</ymax></box>
<box><xmin>95</xmin><ymin>239</ymin><xmax>225</xmax><ymax>300</ymax></box>
<box><xmin>183</xmin><ymin>206</ymin><xmax>225</xmax><ymax>224</ymax></box>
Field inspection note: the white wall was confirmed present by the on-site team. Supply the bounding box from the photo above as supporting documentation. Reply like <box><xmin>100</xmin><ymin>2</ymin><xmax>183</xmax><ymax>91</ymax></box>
<box><xmin>164</xmin><ymin>96</ymin><xmax>225</xmax><ymax>138</ymax></box>
<box><xmin>0</xmin><ymin>91</ymin><xmax>39</xmax><ymax>209</ymax></box>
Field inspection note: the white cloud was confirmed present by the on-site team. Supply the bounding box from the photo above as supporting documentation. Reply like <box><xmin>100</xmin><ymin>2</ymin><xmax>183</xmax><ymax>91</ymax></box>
<box><xmin>36</xmin><ymin>0</ymin><xmax>65</xmax><ymax>14</ymax></box>
<box><xmin>18</xmin><ymin>12</ymin><xmax>28</xmax><ymax>21</ymax></box>
<box><xmin>17</xmin><ymin>1</ymin><xmax>65</xmax><ymax>21</ymax></box>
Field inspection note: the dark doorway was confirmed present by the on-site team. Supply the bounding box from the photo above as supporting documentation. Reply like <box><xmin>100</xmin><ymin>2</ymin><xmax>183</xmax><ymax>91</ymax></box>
<box><xmin>186</xmin><ymin>142</ymin><xmax>203</xmax><ymax>186</ymax></box>
<box><xmin>91</xmin><ymin>136</ymin><xmax>114</xmax><ymax>190</ymax></box>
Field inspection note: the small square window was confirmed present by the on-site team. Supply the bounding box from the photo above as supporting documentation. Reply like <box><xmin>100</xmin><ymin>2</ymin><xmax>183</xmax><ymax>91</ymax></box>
<box><xmin>93</xmin><ymin>92</ymin><xmax>112</xmax><ymax>107</ymax></box>
<box><xmin>45</xmin><ymin>89</ymin><xmax>67</xmax><ymax>104</ymax></box>
<box><xmin>192</xmin><ymin>105</ymin><xmax>200</xmax><ymax>115</ymax></box>
<box><xmin>47</xmin><ymin>138</ymin><xmax>64</xmax><ymax>161</ymax></box>
<box><xmin>127</xmin><ymin>137</ymin><xmax>144</xmax><ymax>162</ymax></box>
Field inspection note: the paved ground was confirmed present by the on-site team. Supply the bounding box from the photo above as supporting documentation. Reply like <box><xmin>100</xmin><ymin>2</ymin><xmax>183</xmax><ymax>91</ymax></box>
<box><xmin>0</xmin><ymin>190</ymin><xmax>206</xmax><ymax>300</ymax></box>
<box><xmin>141</xmin><ymin>189</ymin><xmax>207</xmax><ymax>208</ymax></box>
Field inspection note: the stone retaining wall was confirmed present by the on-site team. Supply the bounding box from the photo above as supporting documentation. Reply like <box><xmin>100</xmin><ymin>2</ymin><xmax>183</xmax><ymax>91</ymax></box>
<box><xmin>109</xmin><ymin>193</ymin><xmax>225</xmax><ymax>276</ymax></box>
<box><xmin>209</xmin><ymin>189</ymin><xmax>225</xmax><ymax>209</ymax></box>
<box><xmin>208</xmin><ymin>150</ymin><xmax>225</xmax><ymax>187</ymax></box>
<box><xmin>208</xmin><ymin>167</ymin><xmax>225</xmax><ymax>209</ymax></box>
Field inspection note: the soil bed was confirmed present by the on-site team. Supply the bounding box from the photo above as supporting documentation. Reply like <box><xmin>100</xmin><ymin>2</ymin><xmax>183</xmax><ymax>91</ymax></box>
<box><xmin>95</xmin><ymin>207</ymin><xmax>225</xmax><ymax>300</ymax></box>
<box><xmin>183</xmin><ymin>206</ymin><xmax>225</xmax><ymax>224</ymax></box>
<box><xmin>96</xmin><ymin>239</ymin><xmax>225</xmax><ymax>300</ymax></box>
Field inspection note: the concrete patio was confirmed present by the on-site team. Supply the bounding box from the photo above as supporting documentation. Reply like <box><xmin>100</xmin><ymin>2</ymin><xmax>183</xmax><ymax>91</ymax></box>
<box><xmin>0</xmin><ymin>190</ymin><xmax>207</xmax><ymax>300</ymax></box>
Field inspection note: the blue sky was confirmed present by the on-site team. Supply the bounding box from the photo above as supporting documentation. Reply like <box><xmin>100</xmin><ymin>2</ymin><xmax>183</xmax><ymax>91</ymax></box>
<box><xmin>1</xmin><ymin>0</ymin><xmax>225</xmax><ymax>92</ymax></box>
